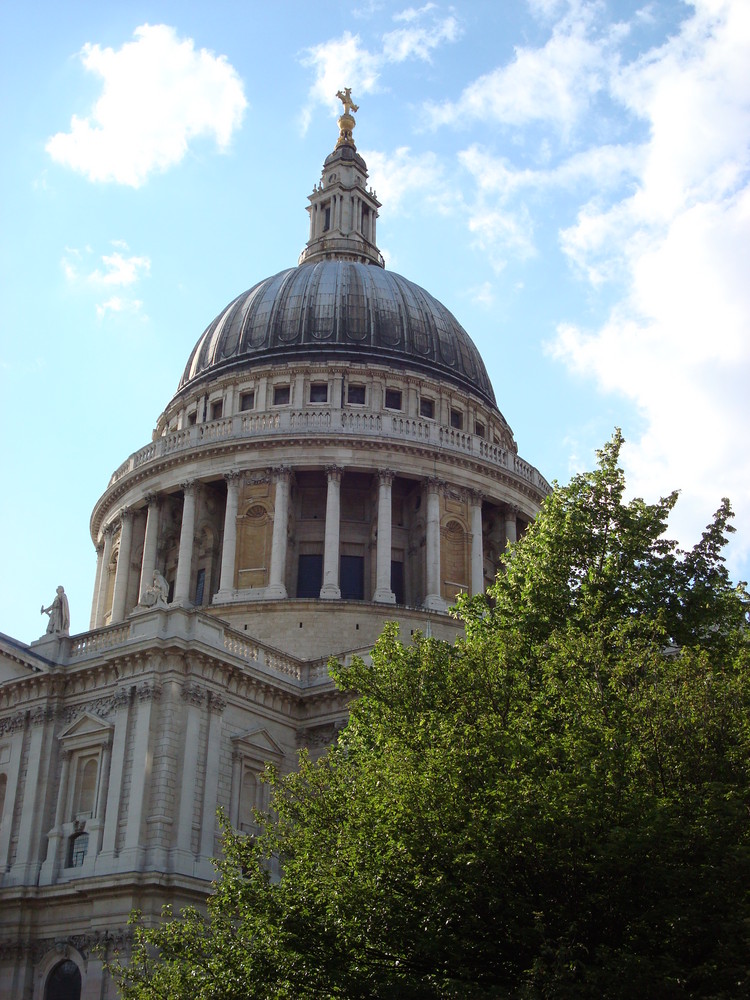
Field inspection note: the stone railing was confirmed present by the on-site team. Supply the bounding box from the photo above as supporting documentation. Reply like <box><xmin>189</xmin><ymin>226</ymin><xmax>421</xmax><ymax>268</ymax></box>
<box><xmin>109</xmin><ymin>407</ymin><xmax>551</xmax><ymax>494</ymax></box>
<box><xmin>69</xmin><ymin>625</ymin><xmax>131</xmax><ymax>657</ymax></box>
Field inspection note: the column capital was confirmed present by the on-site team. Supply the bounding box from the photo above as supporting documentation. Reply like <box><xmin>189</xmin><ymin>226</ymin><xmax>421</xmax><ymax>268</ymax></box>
<box><xmin>505</xmin><ymin>503</ymin><xmax>520</xmax><ymax>519</ymax></box>
<box><xmin>469</xmin><ymin>489</ymin><xmax>484</xmax><ymax>507</ymax></box>
<box><xmin>119</xmin><ymin>506</ymin><xmax>134</xmax><ymax>524</ymax></box>
<box><xmin>425</xmin><ymin>476</ymin><xmax>446</xmax><ymax>494</ymax></box>
<box><xmin>224</xmin><ymin>470</ymin><xmax>243</xmax><ymax>487</ymax></box>
<box><xmin>180</xmin><ymin>480</ymin><xmax>199</xmax><ymax>497</ymax></box>
<box><xmin>271</xmin><ymin>465</ymin><xmax>293</xmax><ymax>483</ymax></box>
<box><xmin>144</xmin><ymin>491</ymin><xmax>161</xmax><ymax>508</ymax></box>
<box><xmin>182</xmin><ymin>682</ymin><xmax>205</xmax><ymax>706</ymax></box>
<box><xmin>208</xmin><ymin>693</ymin><xmax>227</xmax><ymax>715</ymax></box>
<box><xmin>102</xmin><ymin>521</ymin><xmax>117</xmax><ymax>539</ymax></box>
<box><xmin>325</xmin><ymin>465</ymin><xmax>344</xmax><ymax>482</ymax></box>
<box><xmin>377</xmin><ymin>468</ymin><xmax>395</xmax><ymax>486</ymax></box>
<box><xmin>137</xmin><ymin>682</ymin><xmax>162</xmax><ymax>702</ymax></box>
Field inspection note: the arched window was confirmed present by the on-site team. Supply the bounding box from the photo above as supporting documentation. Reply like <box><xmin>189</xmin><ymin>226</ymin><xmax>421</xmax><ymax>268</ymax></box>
<box><xmin>44</xmin><ymin>959</ymin><xmax>81</xmax><ymax>1000</ymax></box>
<box><xmin>73</xmin><ymin>756</ymin><xmax>98</xmax><ymax>819</ymax></box>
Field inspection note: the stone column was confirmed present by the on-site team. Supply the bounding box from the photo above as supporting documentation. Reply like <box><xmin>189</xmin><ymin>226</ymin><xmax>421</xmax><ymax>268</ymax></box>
<box><xmin>90</xmin><ymin>543</ymin><xmax>104</xmax><ymax>630</ymax></box>
<box><xmin>470</xmin><ymin>492</ymin><xmax>484</xmax><ymax>596</ymax></box>
<box><xmin>505</xmin><ymin>504</ymin><xmax>518</xmax><ymax>548</ymax></box>
<box><xmin>374</xmin><ymin>470</ymin><xmax>396</xmax><ymax>604</ymax></box>
<box><xmin>217</xmin><ymin>472</ymin><xmax>242</xmax><ymax>597</ymax></box>
<box><xmin>88</xmin><ymin>737</ymin><xmax>112</xmax><ymax>859</ymax></box>
<box><xmin>320</xmin><ymin>467</ymin><xmax>343</xmax><ymax>599</ymax></box>
<box><xmin>39</xmin><ymin>749</ymin><xmax>72</xmax><ymax>885</ymax></box>
<box><xmin>94</xmin><ymin>524</ymin><xmax>115</xmax><ymax>628</ymax></box>
<box><xmin>198</xmin><ymin>694</ymin><xmax>226</xmax><ymax>878</ymax></box>
<box><xmin>173</xmin><ymin>482</ymin><xmax>197</xmax><ymax>606</ymax></box>
<box><xmin>120</xmin><ymin>682</ymin><xmax>160</xmax><ymax>871</ymax></box>
<box><xmin>96</xmin><ymin>689</ymin><xmax>130</xmax><ymax>870</ymax></box>
<box><xmin>423</xmin><ymin>479</ymin><xmax>446</xmax><ymax>611</ymax></box>
<box><xmin>175</xmin><ymin>683</ymin><xmax>204</xmax><ymax>869</ymax></box>
<box><xmin>10</xmin><ymin>707</ymin><xmax>52</xmax><ymax>884</ymax></box>
<box><xmin>267</xmin><ymin>468</ymin><xmax>291</xmax><ymax>599</ymax></box>
<box><xmin>230</xmin><ymin>751</ymin><xmax>243</xmax><ymax>829</ymax></box>
<box><xmin>138</xmin><ymin>494</ymin><xmax>160</xmax><ymax>599</ymax></box>
<box><xmin>111</xmin><ymin>509</ymin><xmax>134</xmax><ymax>623</ymax></box>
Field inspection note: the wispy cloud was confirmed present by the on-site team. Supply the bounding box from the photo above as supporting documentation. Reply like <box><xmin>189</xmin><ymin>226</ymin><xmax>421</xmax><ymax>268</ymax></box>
<box><xmin>62</xmin><ymin>242</ymin><xmax>151</xmax><ymax>317</ymax></box>
<box><xmin>46</xmin><ymin>24</ymin><xmax>247</xmax><ymax>187</ymax></box>
<box><xmin>300</xmin><ymin>5</ymin><xmax>460</xmax><ymax>129</ymax></box>
<box><xmin>549</xmin><ymin>0</ymin><xmax>750</xmax><ymax>570</ymax></box>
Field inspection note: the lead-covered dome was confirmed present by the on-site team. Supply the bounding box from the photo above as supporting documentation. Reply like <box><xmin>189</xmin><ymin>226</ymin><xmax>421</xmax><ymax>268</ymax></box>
<box><xmin>179</xmin><ymin>260</ymin><xmax>497</xmax><ymax>407</ymax></box>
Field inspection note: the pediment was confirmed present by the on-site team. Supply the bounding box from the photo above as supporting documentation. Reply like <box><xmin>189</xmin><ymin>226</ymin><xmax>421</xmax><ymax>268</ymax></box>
<box><xmin>59</xmin><ymin>712</ymin><xmax>113</xmax><ymax>748</ymax></box>
<box><xmin>231</xmin><ymin>727</ymin><xmax>284</xmax><ymax>761</ymax></box>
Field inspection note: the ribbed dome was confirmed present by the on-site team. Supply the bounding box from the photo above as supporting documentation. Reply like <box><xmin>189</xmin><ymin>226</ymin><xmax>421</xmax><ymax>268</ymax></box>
<box><xmin>178</xmin><ymin>261</ymin><xmax>497</xmax><ymax>407</ymax></box>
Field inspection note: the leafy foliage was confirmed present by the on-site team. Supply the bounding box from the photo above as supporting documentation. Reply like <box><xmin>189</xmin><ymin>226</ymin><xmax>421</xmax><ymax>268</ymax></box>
<box><xmin>112</xmin><ymin>432</ymin><xmax>750</xmax><ymax>999</ymax></box>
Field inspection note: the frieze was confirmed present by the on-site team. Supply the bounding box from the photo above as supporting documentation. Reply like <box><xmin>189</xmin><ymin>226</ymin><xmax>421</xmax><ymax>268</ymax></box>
<box><xmin>30</xmin><ymin>706</ymin><xmax>55</xmax><ymax>727</ymax></box>
<box><xmin>0</xmin><ymin>711</ymin><xmax>26</xmax><ymax>736</ymax></box>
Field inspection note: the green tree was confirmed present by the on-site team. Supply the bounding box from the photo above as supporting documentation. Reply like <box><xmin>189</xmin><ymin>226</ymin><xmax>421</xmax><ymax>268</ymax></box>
<box><xmin>113</xmin><ymin>433</ymin><xmax>750</xmax><ymax>999</ymax></box>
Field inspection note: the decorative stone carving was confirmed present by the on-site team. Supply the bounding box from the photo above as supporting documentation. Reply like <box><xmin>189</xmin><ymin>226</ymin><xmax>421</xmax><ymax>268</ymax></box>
<box><xmin>139</xmin><ymin>569</ymin><xmax>169</xmax><ymax>607</ymax></box>
<box><xmin>181</xmin><ymin>682</ymin><xmax>205</xmax><ymax>706</ymax></box>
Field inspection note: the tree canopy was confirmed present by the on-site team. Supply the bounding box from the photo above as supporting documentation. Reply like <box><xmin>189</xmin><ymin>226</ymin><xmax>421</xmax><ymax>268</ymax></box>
<box><xmin>113</xmin><ymin>432</ymin><xmax>750</xmax><ymax>999</ymax></box>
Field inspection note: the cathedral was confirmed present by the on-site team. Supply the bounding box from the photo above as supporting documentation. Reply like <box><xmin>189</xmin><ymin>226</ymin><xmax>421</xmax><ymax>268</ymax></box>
<box><xmin>0</xmin><ymin>97</ymin><xmax>549</xmax><ymax>999</ymax></box>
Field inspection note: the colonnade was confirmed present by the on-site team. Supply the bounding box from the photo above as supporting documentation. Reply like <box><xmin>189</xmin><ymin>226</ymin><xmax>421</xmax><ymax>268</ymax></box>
<box><xmin>94</xmin><ymin>467</ymin><xmax>520</xmax><ymax>627</ymax></box>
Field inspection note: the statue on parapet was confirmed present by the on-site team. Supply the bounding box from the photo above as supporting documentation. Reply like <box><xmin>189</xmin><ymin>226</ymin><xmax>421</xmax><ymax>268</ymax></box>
<box><xmin>140</xmin><ymin>569</ymin><xmax>169</xmax><ymax>607</ymax></box>
<box><xmin>41</xmin><ymin>586</ymin><xmax>70</xmax><ymax>636</ymax></box>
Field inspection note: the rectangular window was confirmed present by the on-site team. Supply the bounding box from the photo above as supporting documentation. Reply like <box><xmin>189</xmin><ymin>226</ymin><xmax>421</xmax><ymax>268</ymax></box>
<box><xmin>273</xmin><ymin>385</ymin><xmax>290</xmax><ymax>406</ymax></box>
<box><xmin>195</xmin><ymin>568</ymin><xmax>206</xmax><ymax>606</ymax></box>
<box><xmin>385</xmin><ymin>388</ymin><xmax>402</xmax><ymax>410</ymax></box>
<box><xmin>240</xmin><ymin>390</ymin><xmax>255</xmax><ymax>411</ymax></box>
<box><xmin>347</xmin><ymin>384</ymin><xmax>366</xmax><ymax>405</ymax></box>
<box><xmin>297</xmin><ymin>554</ymin><xmax>323</xmax><ymax>598</ymax></box>
<box><xmin>210</xmin><ymin>400</ymin><xmax>223</xmax><ymax>421</ymax></box>
<box><xmin>391</xmin><ymin>561</ymin><xmax>404</xmax><ymax>605</ymax></box>
<box><xmin>68</xmin><ymin>831</ymin><xmax>89</xmax><ymax>868</ymax></box>
<box><xmin>340</xmin><ymin>555</ymin><xmax>365</xmax><ymax>600</ymax></box>
<box><xmin>323</xmin><ymin>204</ymin><xmax>331</xmax><ymax>231</ymax></box>
<box><xmin>475</xmin><ymin>421</ymin><xmax>485</xmax><ymax>438</ymax></box>
<box><xmin>187</xmin><ymin>411</ymin><xmax>197</xmax><ymax>426</ymax></box>
<box><xmin>450</xmin><ymin>409</ymin><xmax>463</xmax><ymax>429</ymax></box>
<box><xmin>420</xmin><ymin>398</ymin><xmax>435</xmax><ymax>419</ymax></box>
<box><xmin>310</xmin><ymin>383</ymin><xmax>328</xmax><ymax>403</ymax></box>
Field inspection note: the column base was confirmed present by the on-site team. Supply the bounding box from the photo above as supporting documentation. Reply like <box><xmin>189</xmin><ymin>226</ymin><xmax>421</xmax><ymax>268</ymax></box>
<box><xmin>422</xmin><ymin>594</ymin><xmax>448</xmax><ymax>612</ymax></box>
<box><xmin>319</xmin><ymin>585</ymin><xmax>341</xmax><ymax>600</ymax></box>
<box><xmin>264</xmin><ymin>583</ymin><xmax>288</xmax><ymax>600</ymax></box>
<box><xmin>373</xmin><ymin>589</ymin><xmax>396</xmax><ymax>604</ymax></box>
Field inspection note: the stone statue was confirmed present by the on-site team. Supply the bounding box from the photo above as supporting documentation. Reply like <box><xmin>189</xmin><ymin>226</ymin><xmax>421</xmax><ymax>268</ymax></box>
<box><xmin>140</xmin><ymin>569</ymin><xmax>169</xmax><ymax>607</ymax></box>
<box><xmin>41</xmin><ymin>586</ymin><xmax>70</xmax><ymax>636</ymax></box>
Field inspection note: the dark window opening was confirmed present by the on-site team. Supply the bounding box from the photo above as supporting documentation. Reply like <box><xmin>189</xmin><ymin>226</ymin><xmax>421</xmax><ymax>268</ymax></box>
<box><xmin>323</xmin><ymin>205</ymin><xmax>331</xmax><ymax>231</ymax></box>
<box><xmin>273</xmin><ymin>385</ymin><xmax>290</xmax><ymax>406</ymax></box>
<box><xmin>67</xmin><ymin>832</ymin><xmax>89</xmax><ymax>868</ymax></box>
<box><xmin>297</xmin><ymin>554</ymin><xmax>323</xmax><ymax>598</ymax></box>
<box><xmin>45</xmin><ymin>960</ymin><xmax>81</xmax><ymax>1000</ymax></box>
<box><xmin>340</xmin><ymin>555</ymin><xmax>365</xmax><ymax>600</ymax></box>
<box><xmin>347</xmin><ymin>384</ymin><xmax>366</xmax><ymax>405</ymax></box>
<box><xmin>385</xmin><ymin>388</ymin><xmax>402</xmax><ymax>410</ymax></box>
<box><xmin>240</xmin><ymin>391</ymin><xmax>255</xmax><ymax>411</ymax></box>
<box><xmin>391</xmin><ymin>561</ymin><xmax>405</xmax><ymax>605</ymax></box>
<box><xmin>195</xmin><ymin>568</ymin><xmax>206</xmax><ymax>606</ymax></box>
<box><xmin>187</xmin><ymin>412</ymin><xmax>197</xmax><ymax>426</ymax></box>
<box><xmin>420</xmin><ymin>398</ymin><xmax>435</xmax><ymax>419</ymax></box>
<box><xmin>450</xmin><ymin>409</ymin><xmax>463</xmax><ymax>429</ymax></box>
<box><xmin>475</xmin><ymin>421</ymin><xmax>486</xmax><ymax>438</ymax></box>
<box><xmin>210</xmin><ymin>400</ymin><xmax>223</xmax><ymax>420</ymax></box>
<box><xmin>310</xmin><ymin>383</ymin><xmax>328</xmax><ymax>403</ymax></box>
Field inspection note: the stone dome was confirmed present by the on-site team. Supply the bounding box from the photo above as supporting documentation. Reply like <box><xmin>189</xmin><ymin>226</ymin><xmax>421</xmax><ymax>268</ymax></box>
<box><xmin>178</xmin><ymin>261</ymin><xmax>497</xmax><ymax>407</ymax></box>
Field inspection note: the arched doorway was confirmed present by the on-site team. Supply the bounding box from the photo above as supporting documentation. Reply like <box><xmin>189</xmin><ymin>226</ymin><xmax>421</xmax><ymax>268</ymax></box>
<box><xmin>44</xmin><ymin>960</ymin><xmax>81</xmax><ymax>1000</ymax></box>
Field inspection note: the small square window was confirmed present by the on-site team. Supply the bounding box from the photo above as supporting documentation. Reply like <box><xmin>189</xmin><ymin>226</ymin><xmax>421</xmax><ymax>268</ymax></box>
<box><xmin>347</xmin><ymin>384</ymin><xmax>365</xmax><ymax>405</ymax></box>
<box><xmin>420</xmin><ymin>398</ymin><xmax>435</xmax><ymax>420</ymax></box>
<box><xmin>450</xmin><ymin>409</ymin><xmax>463</xmax><ymax>430</ymax></box>
<box><xmin>310</xmin><ymin>383</ymin><xmax>328</xmax><ymax>403</ymax></box>
<box><xmin>240</xmin><ymin>390</ymin><xmax>255</xmax><ymax>411</ymax></box>
<box><xmin>187</xmin><ymin>411</ymin><xmax>197</xmax><ymax>426</ymax></box>
<box><xmin>385</xmin><ymin>388</ymin><xmax>402</xmax><ymax>410</ymax></box>
<box><xmin>475</xmin><ymin>421</ymin><xmax>485</xmax><ymax>438</ymax></box>
<box><xmin>210</xmin><ymin>400</ymin><xmax>223</xmax><ymax>421</ymax></box>
<box><xmin>273</xmin><ymin>385</ymin><xmax>290</xmax><ymax>406</ymax></box>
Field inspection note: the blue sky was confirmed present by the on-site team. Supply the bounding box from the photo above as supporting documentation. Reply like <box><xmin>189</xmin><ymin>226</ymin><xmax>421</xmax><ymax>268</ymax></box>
<box><xmin>1</xmin><ymin>0</ymin><xmax>748</xmax><ymax>641</ymax></box>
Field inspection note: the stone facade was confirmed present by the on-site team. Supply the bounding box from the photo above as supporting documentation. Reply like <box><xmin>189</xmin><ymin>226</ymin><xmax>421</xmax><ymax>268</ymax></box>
<box><xmin>0</xmin><ymin>103</ymin><xmax>548</xmax><ymax>998</ymax></box>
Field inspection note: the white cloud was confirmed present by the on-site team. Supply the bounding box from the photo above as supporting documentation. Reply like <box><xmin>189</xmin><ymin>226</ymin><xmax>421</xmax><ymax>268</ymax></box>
<box><xmin>361</xmin><ymin>145</ymin><xmax>448</xmax><ymax>215</ymax></box>
<box><xmin>550</xmin><ymin>0</ymin><xmax>750</xmax><ymax>573</ymax></box>
<box><xmin>46</xmin><ymin>24</ymin><xmax>247</xmax><ymax>187</ymax></box>
<box><xmin>62</xmin><ymin>242</ymin><xmax>151</xmax><ymax>317</ymax></box>
<box><xmin>300</xmin><ymin>6</ymin><xmax>460</xmax><ymax>125</ymax></box>
<box><xmin>425</xmin><ymin>2</ymin><xmax>624</xmax><ymax>135</ymax></box>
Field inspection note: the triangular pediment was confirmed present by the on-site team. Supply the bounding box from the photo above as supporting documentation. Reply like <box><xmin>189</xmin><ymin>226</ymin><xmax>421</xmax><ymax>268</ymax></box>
<box><xmin>59</xmin><ymin>712</ymin><xmax>113</xmax><ymax>744</ymax></box>
<box><xmin>231</xmin><ymin>727</ymin><xmax>284</xmax><ymax>761</ymax></box>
